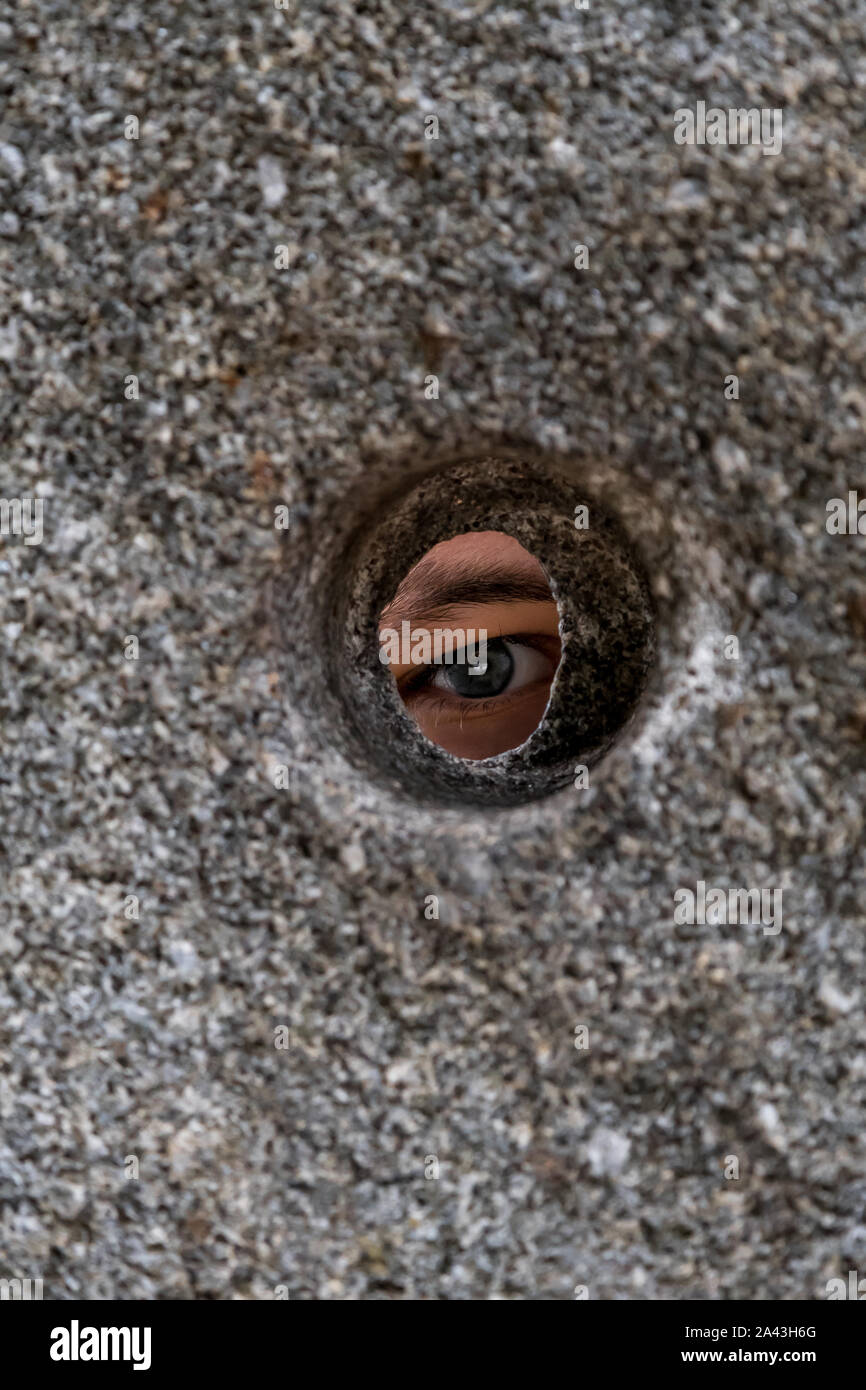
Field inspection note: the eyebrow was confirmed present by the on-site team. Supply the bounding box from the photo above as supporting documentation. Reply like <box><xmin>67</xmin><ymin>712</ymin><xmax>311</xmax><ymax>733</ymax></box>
<box><xmin>382</xmin><ymin>561</ymin><xmax>555</xmax><ymax>626</ymax></box>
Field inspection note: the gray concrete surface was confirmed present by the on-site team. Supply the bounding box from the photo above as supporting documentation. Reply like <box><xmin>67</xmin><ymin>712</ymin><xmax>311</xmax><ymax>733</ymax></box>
<box><xmin>1</xmin><ymin>0</ymin><xmax>865</xmax><ymax>1298</ymax></box>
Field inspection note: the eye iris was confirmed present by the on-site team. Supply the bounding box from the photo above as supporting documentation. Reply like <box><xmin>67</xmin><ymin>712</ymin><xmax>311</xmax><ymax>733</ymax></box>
<box><xmin>444</xmin><ymin>638</ymin><xmax>514</xmax><ymax>698</ymax></box>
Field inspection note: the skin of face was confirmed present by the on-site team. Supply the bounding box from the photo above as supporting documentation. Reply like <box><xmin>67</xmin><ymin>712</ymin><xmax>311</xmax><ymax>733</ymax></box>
<box><xmin>379</xmin><ymin>531</ymin><xmax>561</xmax><ymax>760</ymax></box>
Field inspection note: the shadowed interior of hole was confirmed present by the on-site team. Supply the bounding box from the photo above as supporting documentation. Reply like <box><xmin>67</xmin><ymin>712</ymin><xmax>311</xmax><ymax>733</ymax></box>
<box><xmin>378</xmin><ymin>530</ymin><xmax>562</xmax><ymax>761</ymax></box>
<box><xmin>317</xmin><ymin>453</ymin><xmax>658</xmax><ymax>807</ymax></box>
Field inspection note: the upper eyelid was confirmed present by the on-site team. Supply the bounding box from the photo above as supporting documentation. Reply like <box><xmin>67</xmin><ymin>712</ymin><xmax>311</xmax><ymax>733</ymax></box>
<box><xmin>501</xmin><ymin>633</ymin><xmax>556</xmax><ymax>650</ymax></box>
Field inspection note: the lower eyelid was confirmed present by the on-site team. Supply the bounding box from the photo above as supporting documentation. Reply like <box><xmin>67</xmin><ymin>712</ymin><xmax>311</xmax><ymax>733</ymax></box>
<box><xmin>405</xmin><ymin>674</ymin><xmax>553</xmax><ymax>718</ymax></box>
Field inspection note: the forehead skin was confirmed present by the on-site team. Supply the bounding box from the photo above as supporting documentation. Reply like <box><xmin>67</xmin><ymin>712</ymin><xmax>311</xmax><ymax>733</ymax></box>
<box><xmin>381</xmin><ymin>530</ymin><xmax>555</xmax><ymax>627</ymax></box>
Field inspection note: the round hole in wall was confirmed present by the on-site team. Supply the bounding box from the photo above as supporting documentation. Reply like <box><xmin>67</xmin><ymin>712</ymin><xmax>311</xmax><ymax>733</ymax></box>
<box><xmin>321</xmin><ymin>455</ymin><xmax>657</xmax><ymax>807</ymax></box>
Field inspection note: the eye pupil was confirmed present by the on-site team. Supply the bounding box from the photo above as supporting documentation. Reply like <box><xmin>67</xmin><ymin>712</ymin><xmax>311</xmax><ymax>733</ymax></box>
<box><xmin>445</xmin><ymin>638</ymin><xmax>513</xmax><ymax>698</ymax></box>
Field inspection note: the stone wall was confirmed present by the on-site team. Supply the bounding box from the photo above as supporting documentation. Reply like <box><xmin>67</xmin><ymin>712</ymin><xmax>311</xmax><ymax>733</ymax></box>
<box><xmin>1</xmin><ymin>1</ymin><xmax>864</xmax><ymax>1299</ymax></box>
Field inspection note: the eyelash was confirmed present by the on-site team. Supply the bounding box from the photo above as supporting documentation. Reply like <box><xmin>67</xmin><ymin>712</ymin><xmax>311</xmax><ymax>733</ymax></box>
<box><xmin>399</xmin><ymin>634</ymin><xmax>554</xmax><ymax>699</ymax></box>
<box><xmin>407</xmin><ymin>692</ymin><xmax>515</xmax><ymax>725</ymax></box>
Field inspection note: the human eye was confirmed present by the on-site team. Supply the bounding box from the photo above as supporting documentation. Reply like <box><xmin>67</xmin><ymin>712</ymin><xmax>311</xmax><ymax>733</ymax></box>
<box><xmin>398</xmin><ymin>633</ymin><xmax>561</xmax><ymax>761</ymax></box>
<box><xmin>379</xmin><ymin>531</ymin><xmax>562</xmax><ymax>761</ymax></box>
<box><xmin>423</xmin><ymin>635</ymin><xmax>556</xmax><ymax>701</ymax></box>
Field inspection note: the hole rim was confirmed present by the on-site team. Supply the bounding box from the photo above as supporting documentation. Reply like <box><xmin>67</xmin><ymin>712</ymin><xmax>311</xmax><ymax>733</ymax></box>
<box><xmin>329</xmin><ymin>455</ymin><xmax>657</xmax><ymax>808</ymax></box>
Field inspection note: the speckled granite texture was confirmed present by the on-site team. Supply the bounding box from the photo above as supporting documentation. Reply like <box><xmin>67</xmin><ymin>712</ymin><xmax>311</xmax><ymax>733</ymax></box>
<box><xmin>1</xmin><ymin>1</ymin><xmax>865</xmax><ymax>1299</ymax></box>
